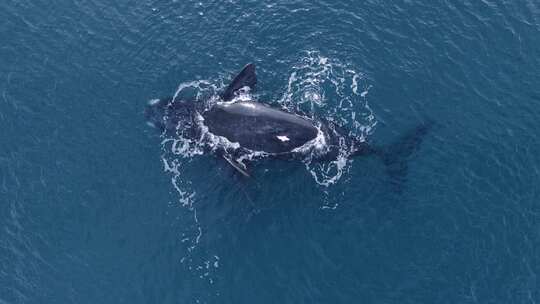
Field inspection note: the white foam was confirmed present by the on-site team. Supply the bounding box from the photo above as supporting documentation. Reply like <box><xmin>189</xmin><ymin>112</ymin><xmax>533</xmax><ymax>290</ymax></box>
<box><xmin>292</xmin><ymin>126</ymin><xmax>327</xmax><ymax>154</ymax></box>
<box><xmin>278</xmin><ymin>50</ymin><xmax>377</xmax><ymax>186</ymax></box>
<box><xmin>240</xmin><ymin>102</ymin><xmax>256</xmax><ymax>109</ymax></box>
<box><xmin>148</xmin><ymin>98</ymin><xmax>161</xmax><ymax>105</ymax></box>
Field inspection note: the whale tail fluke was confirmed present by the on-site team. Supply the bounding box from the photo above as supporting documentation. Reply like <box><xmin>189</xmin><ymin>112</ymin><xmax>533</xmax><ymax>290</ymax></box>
<box><xmin>374</xmin><ymin>120</ymin><xmax>434</xmax><ymax>191</ymax></box>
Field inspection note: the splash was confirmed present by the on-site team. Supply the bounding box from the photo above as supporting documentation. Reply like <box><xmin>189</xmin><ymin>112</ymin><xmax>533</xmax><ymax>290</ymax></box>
<box><xmin>161</xmin><ymin>52</ymin><xmax>376</xmax><ymax>188</ymax></box>
<box><xmin>160</xmin><ymin>52</ymin><xmax>376</xmax><ymax>188</ymax></box>
<box><xmin>278</xmin><ymin>51</ymin><xmax>377</xmax><ymax>186</ymax></box>
<box><xmin>156</xmin><ymin>52</ymin><xmax>376</xmax><ymax>285</ymax></box>
<box><xmin>158</xmin><ymin>80</ymin><xmax>226</xmax><ymax>286</ymax></box>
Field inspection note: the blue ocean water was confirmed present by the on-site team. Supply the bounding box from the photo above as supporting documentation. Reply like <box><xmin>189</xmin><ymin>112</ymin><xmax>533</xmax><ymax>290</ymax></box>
<box><xmin>1</xmin><ymin>0</ymin><xmax>540</xmax><ymax>303</ymax></box>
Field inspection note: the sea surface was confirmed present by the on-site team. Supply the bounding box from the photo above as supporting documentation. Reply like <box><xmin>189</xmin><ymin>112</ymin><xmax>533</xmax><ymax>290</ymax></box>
<box><xmin>1</xmin><ymin>0</ymin><xmax>540</xmax><ymax>303</ymax></box>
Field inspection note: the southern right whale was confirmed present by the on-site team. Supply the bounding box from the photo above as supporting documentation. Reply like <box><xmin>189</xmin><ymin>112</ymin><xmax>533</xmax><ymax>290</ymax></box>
<box><xmin>145</xmin><ymin>63</ymin><xmax>432</xmax><ymax>180</ymax></box>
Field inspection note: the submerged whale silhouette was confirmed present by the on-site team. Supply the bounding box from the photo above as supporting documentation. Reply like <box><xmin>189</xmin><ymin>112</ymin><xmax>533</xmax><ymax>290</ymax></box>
<box><xmin>145</xmin><ymin>63</ymin><xmax>431</xmax><ymax>180</ymax></box>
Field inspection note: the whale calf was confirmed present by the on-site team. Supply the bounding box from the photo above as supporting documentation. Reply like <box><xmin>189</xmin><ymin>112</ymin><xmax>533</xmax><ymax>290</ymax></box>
<box><xmin>145</xmin><ymin>63</ymin><xmax>431</xmax><ymax>179</ymax></box>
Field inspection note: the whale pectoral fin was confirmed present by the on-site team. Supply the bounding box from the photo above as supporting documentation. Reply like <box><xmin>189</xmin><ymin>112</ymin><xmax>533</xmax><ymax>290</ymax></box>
<box><xmin>220</xmin><ymin>63</ymin><xmax>257</xmax><ymax>101</ymax></box>
<box><xmin>223</xmin><ymin>155</ymin><xmax>251</xmax><ymax>178</ymax></box>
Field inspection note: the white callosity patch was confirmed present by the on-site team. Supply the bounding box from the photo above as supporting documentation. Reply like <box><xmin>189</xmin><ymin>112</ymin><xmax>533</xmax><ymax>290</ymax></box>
<box><xmin>276</xmin><ymin>135</ymin><xmax>290</xmax><ymax>142</ymax></box>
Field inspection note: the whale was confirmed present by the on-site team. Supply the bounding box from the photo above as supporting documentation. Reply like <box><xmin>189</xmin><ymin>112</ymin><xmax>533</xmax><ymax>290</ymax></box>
<box><xmin>145</xmin><ymin>63</ymin><xmax>432</xmax><ymax>179</ymax></box>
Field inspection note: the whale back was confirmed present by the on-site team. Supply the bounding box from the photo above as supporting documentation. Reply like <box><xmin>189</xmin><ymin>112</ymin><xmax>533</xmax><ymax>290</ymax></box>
<box><xmin>202</xmin><ymin>101</ymin><xmax>318</xmax><ymax>153</ymax></box>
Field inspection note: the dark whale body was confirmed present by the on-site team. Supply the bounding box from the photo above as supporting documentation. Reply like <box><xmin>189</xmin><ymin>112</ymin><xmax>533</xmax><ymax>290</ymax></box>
<box><xmin>146</xmin><ymin>63</ymin><xmax>432</xmax><ymax>180</ymax></box>
<box><xmin>203</xmin><ymin>101</ymin><xmax>318</xmax><ymax>154</ymax></box>
<box><xmin>146</xmin><ymin>64</ymin><xmax>339</xmax><ymax>157</ymax></box>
